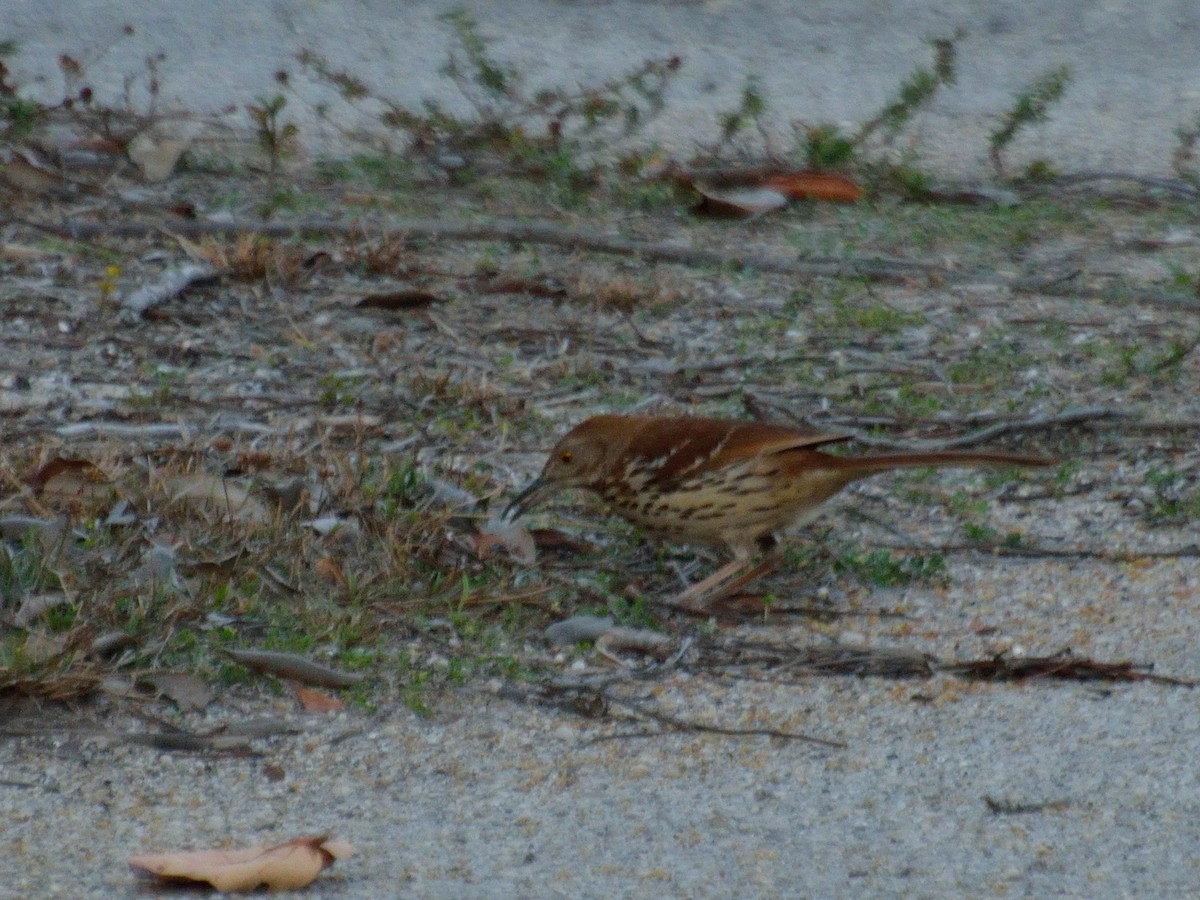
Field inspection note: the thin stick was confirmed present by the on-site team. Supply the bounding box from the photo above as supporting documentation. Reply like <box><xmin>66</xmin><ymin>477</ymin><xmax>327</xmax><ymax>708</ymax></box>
<box><xmin>588</xmin><ymin>696</ymin><xmax>847</xmax><ymax>749</ymax></box>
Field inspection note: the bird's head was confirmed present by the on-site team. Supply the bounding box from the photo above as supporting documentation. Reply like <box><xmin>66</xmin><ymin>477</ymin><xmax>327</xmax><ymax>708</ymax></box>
<box><xmin>503</xmin><ymin>416</ymin><xmax>632</xmax><ymax>521</ymax></box>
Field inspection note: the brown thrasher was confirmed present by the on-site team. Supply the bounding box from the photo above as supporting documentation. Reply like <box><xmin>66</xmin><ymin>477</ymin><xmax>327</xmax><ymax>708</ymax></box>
<box><xmin>505</xmin><ymin>415</ymin><xmax>1054</xmax><ymax>610</ymax></box>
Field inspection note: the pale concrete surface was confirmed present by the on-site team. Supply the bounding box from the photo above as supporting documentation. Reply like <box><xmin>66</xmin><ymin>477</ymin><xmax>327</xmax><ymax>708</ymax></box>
<box><xmin>7</xmin><ymin>0</ymin><xmax>1200</xmax><ymax>175</ymax></box>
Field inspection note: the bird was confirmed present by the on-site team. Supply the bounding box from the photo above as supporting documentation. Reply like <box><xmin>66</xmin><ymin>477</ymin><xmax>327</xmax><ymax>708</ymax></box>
<box><xmin>504</xmin><ymin>414</ymin><xmax>1055</xmax><ymax>611</ymax></box>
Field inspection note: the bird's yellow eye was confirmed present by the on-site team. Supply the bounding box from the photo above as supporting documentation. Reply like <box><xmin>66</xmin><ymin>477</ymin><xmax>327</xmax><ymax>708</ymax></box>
<box><xmin>560</xmin><ymin>451</ymin><xmax>573</xmax><ymax>464</ymax></box>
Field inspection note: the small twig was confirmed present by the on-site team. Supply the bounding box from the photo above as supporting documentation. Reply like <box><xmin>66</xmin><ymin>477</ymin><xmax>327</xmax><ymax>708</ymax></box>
<box><xmin>943</xmin><ymin>652</ymin><xmax>1196</xmax><ymax>687</ymax></box>
<box><xmin>983</xmin><ymin>795</ymin><xmax>1073</xmax><ymax>815</ymax></box>
<box><xmin>497</xmin><ymin>678</ymin><xmax>844</xmax><ymax>748</ymax></box>
<box><xmin>589</xmin><ymin>695</ymin><xmax>846</xmax><ymax>749</ymax></box>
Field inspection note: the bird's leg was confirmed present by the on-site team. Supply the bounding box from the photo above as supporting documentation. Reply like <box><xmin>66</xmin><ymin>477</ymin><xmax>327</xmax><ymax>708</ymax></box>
<box><xmin>666</xmin><ymin>536</ymin><xmax>780</xmax><ymax>612</ymax></box>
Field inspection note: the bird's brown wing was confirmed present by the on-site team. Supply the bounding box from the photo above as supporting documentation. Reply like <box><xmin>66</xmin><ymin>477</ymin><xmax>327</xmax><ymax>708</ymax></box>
<box><xmin>623</xmin><ymin>416</ymin><xmax>851</xmax><ymax>483</ymax></box>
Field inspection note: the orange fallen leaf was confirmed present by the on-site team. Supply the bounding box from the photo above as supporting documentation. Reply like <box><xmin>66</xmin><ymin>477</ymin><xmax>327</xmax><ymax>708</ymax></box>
<box><xmin>762</xmin><ymin>171</ymin><xmax>863</xmax><ymax>202</ymax></box>
<box><xmin>690</xmin><ymin>168</ymin><xmax>863</xmax><ymax>217</ymax></box>
<box><xmin>314</xmin><ymin>556</ymin><xmax>346</xmax><ymax>586</ymax></box>
<box><xmin>129</xmin><ymin>833</ymin><xmax>353</xmax><ymax>892</ymax></box>
<box><xmin>291</xmin><ymin>682</ymin><xmax>345</xmax><ymax>713</ymax></box>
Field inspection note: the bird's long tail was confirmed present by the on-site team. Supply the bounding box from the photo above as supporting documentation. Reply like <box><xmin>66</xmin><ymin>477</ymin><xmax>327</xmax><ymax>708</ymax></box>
<box><xmin>830</xmin><ymin>449</ymin><xmax>1055</xmax><ymax>476</ymax></box>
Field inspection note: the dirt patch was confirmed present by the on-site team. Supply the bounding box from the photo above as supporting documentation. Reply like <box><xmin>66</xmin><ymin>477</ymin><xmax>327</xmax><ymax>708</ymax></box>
<box><xmin>4</xmin><ymin>162</ymin><xmax>1200</xmax><ymax>685</ymax></box>
<box><xmin>3</xmin><ymin>160</ymin><xmax>1200</xmax><ymax>895</ymax></box>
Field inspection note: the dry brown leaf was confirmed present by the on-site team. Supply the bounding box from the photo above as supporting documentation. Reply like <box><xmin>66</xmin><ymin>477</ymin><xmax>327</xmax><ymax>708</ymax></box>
<box><xmin>157</xmin><ymin>473</ymin><xmax>270</xmax><ymax>525</ymax></box>
<box><xmin>372</xmin><ymin>330</ymin><xmax>405</xmax><ymax>354</ymax></box>
<box><xmin>476</xmin><ymin>275</ymin><xmax>568</xmax><ymax>298</ymax></box>
<box><xmin>0</xmin><ymin>147</ymin><xmax>64</xmax><ymax>195</ymax></box>
<box><xmin>127</xmin><ymin>121</ymin><xmax>198</xmax><ymax>182</ymax></box>
<box><xmin>170</xmin><ymin>230</ymin><xmax>213</xmax><ymax>264</ymax></box>
<box><xmin>314</xmin><ymin>556</ymin><xmax>347</xmax><ymax>586</ymax></box>
<box><xmin>235</xmin><ymin>450</ymin><xmax>280</xmax><ymax>471</ymax></box>
<box><xmin>140</xmin><ymin>671</ymin><xmax>215</xmax><ymax>711</ymax></box>
<box><xmin>0</xmin><ymin>146</ymin><xmax>101</xmax><ymax>198</ymax></box>
<box><xmin>691</xmin><ymin>169</ymin><xmax>862</xmax><ymax>217</ymax></box>
<box><xmin>530</xmin><ymin>528</ymin><xmax>594</xmax><ymax>557</ymax></box>
<box><xmin>693</xmin><ymin>182</ymin><xmax>789</xmax><ymax>218</ymax></box>
<box><xmin>92</xmin><ymin>631</ymin><xmax>138</xmax><ymax>657</ymax></box>
<box><xmin>129</xmin><ymin>833</ymin><xmax>353</xmax><ymax>891</ymax></box>
<box><xmin>122</xmin><ymin>264</ymin><xmax>218</xmax><ymax>316</ymax></box>
<box><xmin>472</xmin><ymin>519</ymin><xmax>537</xmax><ymax>564</ymax></box>
<box><xmin>762</xmin><ymin>171</ymin><xmax>863</xmax><ymax>202</ymax></box>
<box><xmin>291</xmin><ymin>682</ymin><xmax>345</xmax><ymax>713</ymax></box>
<box><xmin>25</xmin><ymin>457</ymin><xmax>115</xmax><ymax>510</ymax></box>
<box><xmin>355</xmin><ymin>289</ymin><xmax>443</xmax><ymax>311</ymax></box>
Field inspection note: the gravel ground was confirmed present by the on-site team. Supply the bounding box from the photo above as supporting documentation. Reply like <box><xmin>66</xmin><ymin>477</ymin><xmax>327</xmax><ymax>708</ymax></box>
<box><xmin>4</xmin><ymin>2</ymin><xmax>1200</xmax><ymax>897</ymax></box>
<box><xmin>6</xmin><ymin>554</ymin><xmax>1200</xmax><ymax>899</ymax></box>
<box><xmin>5</xmin><ymin>552</ymin><xmax>1198</xmax><ymax>897</ymax></box>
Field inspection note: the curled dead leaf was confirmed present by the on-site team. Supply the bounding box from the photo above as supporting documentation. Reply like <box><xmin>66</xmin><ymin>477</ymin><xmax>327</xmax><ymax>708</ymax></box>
<box><xmin>355</xmin><ymin>289</ymin><xmax>443</xmax><ymax>311</ymax></box>
<box><xmin>129</xmin><ymin>833</ymin><xmax>353</xmax><ymax>892</ymax></box>
<box><xmin>291</xmin><ymin>682</ymin><xmax>345</xmax><ymax>713</ymax></box>
<box><xmin>139</xmin><ymin>671</ymin><xmax>215</xmax><ymax>712</ymax></box>
<box><xmin>762</xmin><ymin>171</ymin><xmax>863</xmax><ymax>202</ymax></box>
<box><xmin>372</xmin><ymin>330</ymin><xmax>405</xmax><ymax>354</ymax></box>
<box><xmin>690</xmin><ymin>168</ymin><xmax>863</xmax><ymax>217</ymax></box>
<box><xmin>472</xmin><ymin>519</ymin><xmax>537</xmax><ymax>565</ymax></box>
<box><xmin>476</xmin><ymin>275</ymin><xmax>568</xmax><ymax>298</ymax></box>
<box><xmin>0</xmin><ymin>146</ymin><xmax>101</xmax><ymax>198</ymax></box>
<box><xmin>157</xmin><ymin>473</ymin><xmax>270</xmax><ymax>525</ymax></box>
<box><xmin>127</xmin><ymin>121</ymin><xmax>200</xmax><ymax>182</ymax></box>
<box><xmin>314</xmin><ymin>556</ymin><xmax>347</xmax><ymax>586</ymax></box>
<box><xmin>25</xmin><ymin>457</ymin><xmax>113</xmax><ymax>503</ymax></box>
<box><xmin>693</xmin><ymin>182</ymin><xmax>788</xmax><ymax>218</ymax></box>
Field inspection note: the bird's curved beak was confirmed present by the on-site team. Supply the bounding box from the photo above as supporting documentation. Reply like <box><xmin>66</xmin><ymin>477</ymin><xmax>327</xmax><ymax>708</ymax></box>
<box><xmin>503</xmin><ymin>477</ymin><xmax>548</xmax><ymax>522</ymax></box>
